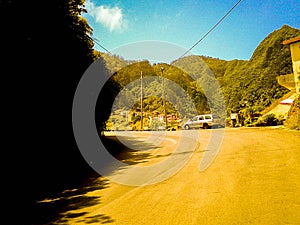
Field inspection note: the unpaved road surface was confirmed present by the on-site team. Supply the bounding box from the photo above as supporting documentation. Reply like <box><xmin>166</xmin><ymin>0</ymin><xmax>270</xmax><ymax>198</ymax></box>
<box><xmin>37</xmin><ymin>127</ymin><xmax>300</xmax><ymax>225</ymax></box>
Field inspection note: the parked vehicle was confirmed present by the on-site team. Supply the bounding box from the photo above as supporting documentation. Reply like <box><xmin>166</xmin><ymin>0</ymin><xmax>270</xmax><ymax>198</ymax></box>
<box><xmin>182</xmin><ymin>114</ymin><xmax>224</xmax><ymax>129</ymax></box>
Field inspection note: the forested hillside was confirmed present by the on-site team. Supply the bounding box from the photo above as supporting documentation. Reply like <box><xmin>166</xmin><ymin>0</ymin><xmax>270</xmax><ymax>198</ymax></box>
<box><xmin>95</xmin><ymin>61</ymin><xmax>210</xmax><ymax>131</ymax></box>
<box><xmin>96</xmin><ymin>25</ymin><xmax>300</xmax><ymax>129</ymax></box>
<box><xmin>173</xmin><ymin>25</ymin><xmax>300</xmax><ymax>115</ymax></box>
<box><xmin>93</xmin><ymin>51</ymin><xmax>129</xmax><ymax>73</ymax></box>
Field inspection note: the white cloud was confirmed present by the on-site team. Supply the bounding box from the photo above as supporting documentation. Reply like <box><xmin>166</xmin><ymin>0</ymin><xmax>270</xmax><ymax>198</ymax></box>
<box><xmin>85</xmin><ymin>0</ymin><xmax>127</xmax><ymax>32</ymax></box>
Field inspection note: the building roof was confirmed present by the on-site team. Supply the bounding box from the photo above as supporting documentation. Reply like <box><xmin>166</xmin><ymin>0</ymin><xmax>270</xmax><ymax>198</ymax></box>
<box><xmin>282</xmin><ymin>36</ymin><xmax>300</xmax><ymax>45</ymax></box>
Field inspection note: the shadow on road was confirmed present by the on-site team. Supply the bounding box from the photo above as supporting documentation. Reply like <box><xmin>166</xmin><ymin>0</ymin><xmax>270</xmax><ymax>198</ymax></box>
<box><xmin>28</xmin><ymin>173</ymin><xmax>113</xmax><ymax>225</ymax></box>
<box><xmin>101</xmin><ymin>135</ymin><xmax>160</xmax><ymax>165</ymax></box>
<box><xmin>26</xmin><ymin>135</ymin><xmax>158</xmax><ymax>225</ymax></box>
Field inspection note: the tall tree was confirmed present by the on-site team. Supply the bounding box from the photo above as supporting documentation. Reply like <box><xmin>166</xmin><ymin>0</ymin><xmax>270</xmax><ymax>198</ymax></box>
<box><xmin>6</xmin><ymin>1</ymin><xmax>98</xmax><ymax>223</ymax></box>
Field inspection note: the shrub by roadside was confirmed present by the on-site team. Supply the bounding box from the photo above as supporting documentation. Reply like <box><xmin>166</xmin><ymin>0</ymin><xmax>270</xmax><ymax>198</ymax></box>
<box><xmin>248</xmin><ymin>113</ymin><xmax>285</xmax><ymax>127</ymax></box>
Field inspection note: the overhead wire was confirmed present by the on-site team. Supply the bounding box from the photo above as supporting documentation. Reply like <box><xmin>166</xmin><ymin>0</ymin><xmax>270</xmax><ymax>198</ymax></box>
<box><xmin>91</xmin><ymin>36</ymin><xmax>113</xmax><ymax>55</ymax></box>
<box><xmin>178</xmin><ymin>0</ymin><xmax>242</xmax><ymax>59</ymax></box>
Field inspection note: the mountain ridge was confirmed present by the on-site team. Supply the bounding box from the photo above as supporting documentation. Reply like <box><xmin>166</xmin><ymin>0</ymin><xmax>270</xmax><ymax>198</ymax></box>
<box><xmin>97</xmin><ymin>24</ymin><xmax>300</xmax><ymax>116</ymax></box>
<box><xmin>182</xmin><ymin>25</ymin><xmax>300</xmax><ymax>114</ymax></box>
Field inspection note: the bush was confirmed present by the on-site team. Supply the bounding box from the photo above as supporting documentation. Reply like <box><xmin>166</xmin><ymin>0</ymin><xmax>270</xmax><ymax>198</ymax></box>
<box><xmin>263</xmin><ymin>113</ymin><xmax>278</xmax><ymax>126</ymax></box>
<box><xmin>252</xmin><ymin>117</ymin><xmax>266</xmax><ymax>127</ymax></box>
<box><xmin>253</xmin><ymin>113</ymin><xmax>286</xmax><ymax>127</ymax></box>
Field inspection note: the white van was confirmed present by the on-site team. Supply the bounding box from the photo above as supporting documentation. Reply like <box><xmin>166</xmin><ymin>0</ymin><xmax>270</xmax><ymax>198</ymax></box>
<box><xmin>182</xmin><ymin>114</ymin><xmax>224</xmax><ymax>129</ymax></box>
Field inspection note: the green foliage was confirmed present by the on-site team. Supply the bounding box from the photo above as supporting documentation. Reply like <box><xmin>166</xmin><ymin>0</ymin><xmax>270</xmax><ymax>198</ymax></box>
<box><xmin>263</xmin><ymin>113</ymin><xmax>278</xmax><ymax>126</ymax></box>
<box><xmin>98</xmin><ymin>25</ymin><xmax>300</xmax><ymax>130</ymax></box>
<box><xmin>250</xmin><ymin>113</ymin><xmax>286</xmax><ymax>127</ymax></box>
<box><xmin>94</xmin><ymin>51</ymin><xmax>129</xmax><ymax>73</ymax></box>
<box><xmin>171</xmin><ymin>55</ymin><xmax>224</xmax><ymax>115</ymax></box>
<box><xmin>97</xmin><ymin>60</ymin><xmax>209</xmax><ymax>130</ymax></box>
<box><xmin>175</xmin><ymin>25</ymin><xmax>300</xmax><ymax>116</ymax></box>
<box><xmin>132</xmin><ymin>96</ymin><xmax>177</xmax><ymax>115</ymax></box>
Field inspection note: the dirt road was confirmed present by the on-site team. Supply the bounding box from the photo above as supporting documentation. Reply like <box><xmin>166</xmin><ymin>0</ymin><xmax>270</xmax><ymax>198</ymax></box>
<box><xmin>37</xmin><ymin>127</ymin><xmax>300</xmax><ymax>225</ymax></box>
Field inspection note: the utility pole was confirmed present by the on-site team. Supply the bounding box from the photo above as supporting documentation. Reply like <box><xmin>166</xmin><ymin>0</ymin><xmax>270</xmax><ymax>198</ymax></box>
<box><xmin>140</xmin><ymin>70</ymin><xmax>143</xmax><ymax>131</ymax></box>
<box><xmin>161</xmin><ymin>67</ymin><xmax>167</xmax><ymax>130</ymax></box>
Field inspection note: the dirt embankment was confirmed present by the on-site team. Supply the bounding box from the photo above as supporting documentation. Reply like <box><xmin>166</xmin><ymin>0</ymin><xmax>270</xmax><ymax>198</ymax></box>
<box><xmin>285</xmin><ymin>94</ymin><xmax>300</xmax><ymax>130</ymax></box>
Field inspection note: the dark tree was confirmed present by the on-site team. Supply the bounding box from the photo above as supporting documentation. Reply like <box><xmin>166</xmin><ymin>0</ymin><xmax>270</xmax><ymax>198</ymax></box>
<box><xmin>4</xmin><ymin>1</ymin><xmax>99</xmax><ymax>223</ymax></box>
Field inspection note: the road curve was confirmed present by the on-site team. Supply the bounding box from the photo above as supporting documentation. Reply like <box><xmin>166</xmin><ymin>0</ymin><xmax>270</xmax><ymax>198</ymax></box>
<box><xmin>40</xmin><ymin>128</ymin><xmax>300</xmax><ymax>225</ymax></box>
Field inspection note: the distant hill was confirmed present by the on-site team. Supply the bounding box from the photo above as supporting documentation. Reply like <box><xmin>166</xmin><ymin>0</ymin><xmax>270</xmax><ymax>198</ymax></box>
<box><xmin>173</xmin><ymin>24</ymin><xmax>300</xmax><ymax>115</ymax></box>
<box><xmin>96</xmin><ymin>25</ymin><xmax>300</xmax><ymax>121</ymax></box>
<box><xmin>93</xmin><ymin>51</ymin><xmax>129</xmax><ymax>73</ymax></box>
<box><xmin>95</xmin><ymin>60</ymin><xmax>211</xmax><ymax>130</ymax></box>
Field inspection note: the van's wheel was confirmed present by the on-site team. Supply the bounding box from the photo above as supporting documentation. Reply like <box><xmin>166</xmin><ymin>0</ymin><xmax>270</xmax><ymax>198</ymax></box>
<box><xmin>184</xmin><ymin>125</ymin><xmax>190</xmax><ymax>130</ymax></box>
<box><xmin>203</xmin><ymin>123</ymin><xmax>209</xmax><ymax>129</ymax></box>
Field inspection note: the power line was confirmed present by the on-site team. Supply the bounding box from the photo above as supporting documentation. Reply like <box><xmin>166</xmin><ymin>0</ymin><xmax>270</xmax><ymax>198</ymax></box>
<box><xmin>91</xmin><ymin>36</ymin><xmax>113</xmax><ymax>55</ymax></box>
<box><xmin>178</xmin><ymin>0</ymin><xmax>242</xmax><ymax>59</ymax></box>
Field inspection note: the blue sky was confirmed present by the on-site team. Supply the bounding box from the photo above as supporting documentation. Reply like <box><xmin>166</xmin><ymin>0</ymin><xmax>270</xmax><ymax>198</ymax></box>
<box><xmin>83</xmin><ymin>0</ymin><xmax>300</xmax><ymax>62</ymax></box>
